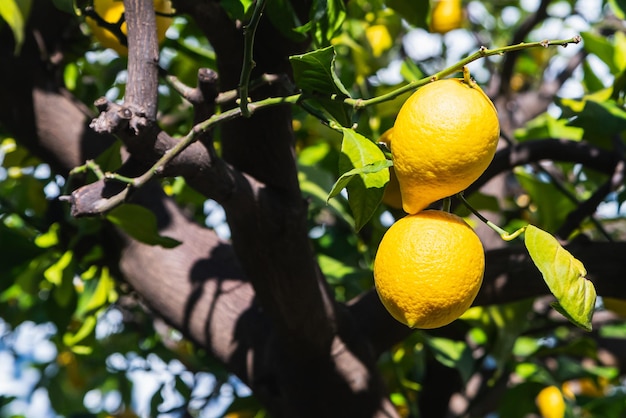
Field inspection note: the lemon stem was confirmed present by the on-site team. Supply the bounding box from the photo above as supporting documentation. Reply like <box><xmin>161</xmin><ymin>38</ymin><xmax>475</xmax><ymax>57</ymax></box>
<box><xmin>442</xmin><ymin>197</ymin><xmax>452</xmax><ymax>212</ymax></box>
<box><xmin>457</xmin><ymin>193</ymin><xmax>526</xmax><ymax>241</ymax></box>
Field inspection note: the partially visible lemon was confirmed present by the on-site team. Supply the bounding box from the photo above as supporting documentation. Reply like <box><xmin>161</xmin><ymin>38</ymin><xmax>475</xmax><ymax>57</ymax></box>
<box><xmin>86</xmin><ymin>0</ymin><xmax>173</xmax><ymax>56</ymax></box>
<box><xmin>391</xmin><ymin>78</ymin><xmax>500</xmax><ymax>214</ymax></box>
<box><xmin>373</xmin><ymin>210</ymin><xmax>484</xmax><ymax>329</ymax></box>
<box><xmin>378</xmin><ymin>128</ymin><xmax>403</xmax><ymax>210</ymax></box>
<box><xmin>562</xmin><ymin>377</ymin><xmax>609</xmax><ymax>399</ymax></box>
<box><xmin>429</xmin><ymin>0</ymin><xmax>463</xmax><ymax>34</ymax></box>
<box><xmin>365</xmin><ymin>24</ymin><xmax>393</xmax><ymax>58</ymax></box>
<box><xmin>535</xmin><ymin>386</ymin><xmax>566</xmax><ymax>418</ymax></box>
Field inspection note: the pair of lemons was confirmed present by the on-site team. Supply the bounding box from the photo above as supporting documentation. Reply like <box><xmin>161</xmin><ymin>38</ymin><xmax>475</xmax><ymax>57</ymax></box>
<box><xmin>374</xmin><ymin>78</ymin><xmax>500</xmax><ymax>329</ymax></box>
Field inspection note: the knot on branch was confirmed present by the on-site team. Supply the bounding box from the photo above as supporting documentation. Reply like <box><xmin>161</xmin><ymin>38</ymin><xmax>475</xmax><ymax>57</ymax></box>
<box><xmin>90</xmin><ymin>97</ymin><xmax>150</xmax><ymax>135</ymax></box>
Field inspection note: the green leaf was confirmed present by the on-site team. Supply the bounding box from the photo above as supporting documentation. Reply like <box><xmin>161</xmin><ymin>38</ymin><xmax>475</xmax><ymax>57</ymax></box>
<box><xmin>63</xmin><ymin>315</ymin><xmax>97</xmax><ymax>347</ymax></box>
<box><xmin>309</xmin><ymin>0</ymin><xmax>346</xmax><ymax>47</ymax></box>
<box><xmin>327</xmin><ymin>159</ymin><xmax>392</xmax><ymax>201</ymax></box>
<box><xmin>524</xmin><ymin>225</ymin><xmax>596</xmax><ymax>331</ymax></box>
<box><xmin>0</xmin><ymin>0</ymin><xmax>26</xmax><ymax>54</ymax></box>
<box><xmin>514</xmin><ymin>168</ymin><xmax>577</xmax><ymax>233</ymax></box>
<box><xmin>514</xmin><ymin>113</ymin><xmax>583</xmax><ymax>142</ymax></box>
<box><xmin>332</xmin><ymin>128</ymin><xmax>390</xmax><ymax>231</ymax></box>
<box><xmin>106</xmin><ymin>204</ymin><xmax>182</xmax><ymax>248</ymax></box>
<box><xmin>220</xmin><ymin>0</ymin><xmax>254</xmax><ymax>21</ymax></box>
<box><xmin>425</xmin><ymin>336</ymin><xmax>474</xmax><ymax>384</ymax></box>
<box><xmin>559</xmin><ymin>95</ymin><xmax>626</xmax><ymax>141</ymax></box>
<box><xmin>290</xmin><ymin>46</ymin><xmax>353</xmax><ymax>126</ymax></box>
<box><xmin>580</xmin><ymin>32</ymin><xmax>621</xmax><ymax>74</ymax></box>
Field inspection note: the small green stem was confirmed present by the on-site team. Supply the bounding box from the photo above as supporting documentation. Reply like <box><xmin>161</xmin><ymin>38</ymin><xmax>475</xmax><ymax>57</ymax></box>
<box><xmin>238</xmin><ymin>0</ymin><xmax>267</xmax><ymax>117</ymax></box>
<box><xmin>442</xmin><ymin>197</ymin><xmax>451</xmax><ymax>212</ymax></box>
<box><xmin>345</xmin><ymin>36</ymin><xmax>582</xmax><ymax>110</ymax></box>
<box><xmin>457</xmin><ymin>193</ymin><xmax>526</xmax><ymax>241</ymax></box>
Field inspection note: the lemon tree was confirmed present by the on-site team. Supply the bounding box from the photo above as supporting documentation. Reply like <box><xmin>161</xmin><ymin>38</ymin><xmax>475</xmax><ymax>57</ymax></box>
<box><xmin>2</xmin><ymin>0</ymin><xmax>626</xmax><ymax>417</ymax></box>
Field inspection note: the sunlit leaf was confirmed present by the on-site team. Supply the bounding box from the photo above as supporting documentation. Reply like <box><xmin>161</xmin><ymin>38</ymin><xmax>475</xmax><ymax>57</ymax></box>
<box><xmin>309</xmin><ymin>0</ymin><xmax>346</xmax><ymax>47</ymax></box>
<box><xmin>524</xmin><ymin>225</ymin><xmax>596</xmax><ymax>331</ymax></box>
<box><xmin>290</xmin><ymin>46</ymin><xmax>353</xmax><ymax>126</ymax></box>
<box><xmin>332</xmin><ymin>128</ymin><xmax>390</xmax><ymax>230</ymax></box>
<box><xmin>63</xmin><ymin>315</ymin><xmax>97</xmax><ymax>347</ymax></box>
<box><xmin>106</xmin><ymin>204</ymin><xmax>182</xmax><ymax>248</ymax></box>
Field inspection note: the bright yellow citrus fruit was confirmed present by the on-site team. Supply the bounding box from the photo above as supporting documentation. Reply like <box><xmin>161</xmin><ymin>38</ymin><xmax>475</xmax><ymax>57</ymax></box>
<box><xmin>391</xmin><ymin>78</ymin><xmax>499</xmax><ymax>214</ymax></box>
<box><xmin>535</xmin><ymin>386</ymin><xmax>566</xmax><ymax>418</ymax></box>
<box><xmin>86</xmin><ymin>0</ymin><xmax>173</xmax><ymax>56</ymax></box>
<box><xmin>373</xmin><ymin>210</ymin><xmax>484</xmax><ymax>329</ymax></box>
<box><xmin>365</xmin><ymin>24</ymin><xmax>393</xmax><ymax>58</ymax></box>
<box><xmin>379</xmin><ymin>128</ymin><xmax>403</xmax><ymax>210</ymax></box>
<box><xmin>429</xmin><ymin>0</ymin><xmax>463</xmax><ymax>34</ymax></box>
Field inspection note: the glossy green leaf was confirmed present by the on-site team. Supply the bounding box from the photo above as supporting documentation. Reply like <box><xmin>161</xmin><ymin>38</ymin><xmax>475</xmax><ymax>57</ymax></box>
<box><xmin>332</xmin><ymin>128</ymin><xmax>390</xmax><ymax>231</ymax></box>
<box><xmin>327</xmin><ymin>159</ymin><xmax>392</xmax><ymax>201</ymax></box>
<box><xmin>309</xmin><ymin>0</ymin><xmax>346</xmax><ymax>47</ymax></box>
<box><xmin>524</xmin><ymin>225</ymin><xmax>596</xmax><ymax>331</ymax></box>
<box><xmin>106</xmin><ymin>204</ymin><xmax>182</xmax><ymax>248</ymax></box>
<box><xmin>290</xmin><ymin>46</ymin><xmax>353</xmax><ymax>126</ymax></box>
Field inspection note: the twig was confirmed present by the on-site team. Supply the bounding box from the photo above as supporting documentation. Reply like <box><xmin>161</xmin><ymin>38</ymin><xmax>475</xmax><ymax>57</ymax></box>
<box><xmin>238</xmin><ymin>0</ymin><xmax>267</xmax><ymax>117</ymax></box>
<box><xmin>345</xmin><ymin>36</ymin><xmax>582</xmax><ymax>110</ymax></box>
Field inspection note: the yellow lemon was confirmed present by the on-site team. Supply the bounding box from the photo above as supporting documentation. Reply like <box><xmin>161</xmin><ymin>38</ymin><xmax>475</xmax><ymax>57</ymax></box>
<box><xmin>365</xmin><ymin>24</ymin><xmax>393</xmax><ymax>57</ymax></box>
<box><xmin>536</xmin><ymin>386</ymin><xmax>566</xmax><ymax>418</ymax></box>
<box><xmin>379</xmin><ymin>128</ymin><xmax>403</xmax><ymax>210</ymax></box>
<box><xmin>86</xmin><ymin>0</ymin><xmax>173</xmax><ymax>56</ymax></box>
<box><xmin>391</xmin><ymin>78</ymin><xmax>499</xmax><ymax>214</ymax></box>
<box><xmin>429</xmin><ymin>0</ymin><xmax>463</xmax><ymax>34</ymax></box>
<box><xmin>373</xmin><ymin>210</ymin><xmax>484</xmax><ymax>329</ymax></box>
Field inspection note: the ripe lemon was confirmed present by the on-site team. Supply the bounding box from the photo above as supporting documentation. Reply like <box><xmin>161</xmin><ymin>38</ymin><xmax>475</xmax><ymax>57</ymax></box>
<box><xmin>373</xmin><ymin>210</ymin><xmax>484</xmax><ymax>329</ymax></box>
<box><xmin>365</xmin><ymin>24</ymin><xmax>393</xmax><ymax>58</ymax></box>
<box><xmin>86</xmin><ymin>0</ymin><xmax>173</xmax><ymax>56</ymax></box>
<box><xmin>391</xmin><ymin>78</ymin><xmax>499</xmax><ymax>214</ymax></box>
<box><xmin>535</xmin><ymin>386</ymin><xmax>566</xmax><ymax>418</ymax></box>
<box><xmin>379</xmin><ymin>128</ymin><xmax>403</xmax><ymax>210</ymax></box>
<box><xmin>429</xmin><ymin>0</ymin><xmax>463</xmax><ymax>34</ymax></box>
